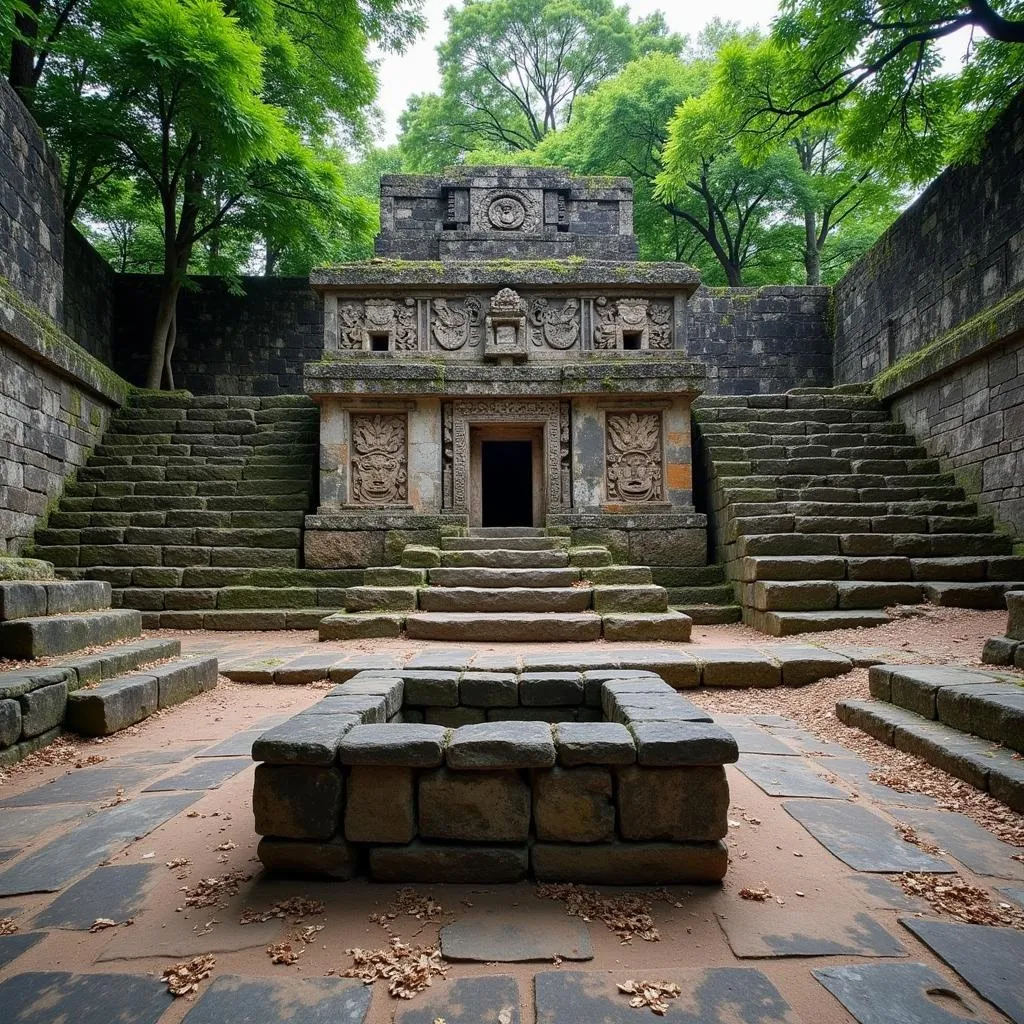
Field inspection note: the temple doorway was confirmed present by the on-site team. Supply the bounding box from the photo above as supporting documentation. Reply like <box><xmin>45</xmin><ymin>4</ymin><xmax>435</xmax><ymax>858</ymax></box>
<box><xmin>469</xmin><ymin>426</ymin><xmax>544</xmax><ymax>527</ymax></box>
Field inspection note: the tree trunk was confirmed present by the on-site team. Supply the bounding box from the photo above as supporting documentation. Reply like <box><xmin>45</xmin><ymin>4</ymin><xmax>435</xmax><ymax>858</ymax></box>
<box><xmin>725</xmin><ymin>262</ymin><xmax>743</xmax><ymax>286</ymax></box>
<box><xmin>8</xmin><ymin>0</ymin><xmax>41</xmax><ymax>98</ymax></box>
<box><xmin>147</xmin><ymin>274</ymin><xmax>180</xmax><ymax>389</ymax></box>
<box><xmin>804</xmin><ymin>208</ymin><xmax>821</xmax><ymax>285</ymax></box>
<box><xmin>264</xmin><ymin>242</ymin><xmax>279</xmax><ymax>276</ymax></box>
<box><xmin>163</xmin><ymin>308</ymin><xmax>176</xmax><ymax>391</ymax></box>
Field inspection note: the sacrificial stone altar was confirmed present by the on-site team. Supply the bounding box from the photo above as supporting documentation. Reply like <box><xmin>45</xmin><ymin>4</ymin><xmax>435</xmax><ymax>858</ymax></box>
<box><xmin>251</xmin><ymin>668</ymin><xmax>737</xmax><ymax>884</ymax></box>
<box><xmin>303</xmin><ymin>168</ymin><xmax>708</xmax><ymax>578</ymax></box>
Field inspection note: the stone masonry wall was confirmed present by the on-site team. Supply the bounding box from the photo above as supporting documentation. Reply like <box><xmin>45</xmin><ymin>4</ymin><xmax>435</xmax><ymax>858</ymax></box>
<box><xmin>63</xmin><ymin>226</ymin><xmax>116</xmax><ymax>365</ymax></box>
<box><xmin>687</xmin><ymin>286</ymin><xmax>833</xmax><ymax>394</ymax></box>
<box><xmin>833</xmin><ymin>93</ymin><xmax>1024</xmax><ymax>384</ymax></box>
<box><xmin>0</xmin><ymin>79</ymin><xmax>64</xmax><ymax>323</ymax></box>
<box><xmin>113</xmin><ymin>275</ymin><xmax>322</xmax><ymax>394</ymax></box>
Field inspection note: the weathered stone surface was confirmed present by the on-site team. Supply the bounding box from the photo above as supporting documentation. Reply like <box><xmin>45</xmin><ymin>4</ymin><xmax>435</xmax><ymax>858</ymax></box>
<box><xmin>252</xmin><ymin>764</ymin><xmax>343</xmax><ymax>840</ymax></box>
<box><xmin>446</xmin><ymin>721</ymin><xmax>556</xmax><ymax>769</ymax></box>
<box><xmin>345</xmin><ymin>586</ymin><xmax>418</xmax><ymax>612</ymax></box>
<box><xmin>345</xmin><ymin>765</ymin><xmax>416</xmax><ymax>843</ymax></box>
<box><xmin>405</xmin><ymin>611</ymin><xmax>602</xmax><ymax>642</ymax></box>
<box><xmin>982</xmin><ymin>636</ymin><xmax>1019</xmax><ymax>665</ymax></box>
<box><xmin>252</xmin><ymin>714</ymin><xmax>358</xmax><ymax>765</ymax></box>
<box><xmin>330</xmin><ymin>676</ymin><xmax>404</xmax><ymax>716</ymax></box>
<box><xmin>318</xmin><ymin>612</ymin><xmax>404</xmax><ymax>640</ymax></box>
<box><xmin>19</xmin><ymin>681</ymin><xmax>68</xmax><ymax>738</ymax></box>
<box><xmin>1008</xmin><ymin>591</ymin><xmax>1024</xmax><ymax>641</ymax></box>
<box><xmin>419</xmin><ymin>768</ymin><xmax>531</xmax><ymax>841</ymax></box>
<box><xmin>0</xmin><ymin>609</ymin><xmax>141</xmax><ymax>658</ymax></box>
<box><xmin>424</xmin><ymin>706</ymin><xmax>486</xmax><ymax>726</ymax></box>
<box><xmin>303</xmin><ymin>695</ymin><xmax>387</xmax><ymax>722</ymax></box>
<box><xmin>401</xmin><ymin>670</ymin><xmax>460</xmax><ymax>706</ymax></box>
<box><xmin>0</xmin><ymin>700</ymin><xmax>22</xmax><ymax>747</ymax></box>
<box><xmin>0</xmin><ymin>582</ymin><xmax>46</xmax><ymax>622</ymax></box>
<box><xmin>257</xmin><ymin>836</ymin><xmax>357</xmax><ymax>879</ymax></box>
<box><xmin>519</xmin><ymin>671</ymin><xmax>583</xmax><ymax>706</ymax></box>
<box><xmin>554</xmin><ymin>722</ymin><xmax>635</xmax><ymax>766</ymax></box>
<box><xmin>459</xmin><ymin>671</ymin><xmax>518</xmax><ymax>707</ymax></box>
<box><xmin>339</xmin><ymin>724</ymin><xmax>448</xmax><ymax>766</ymax></box>
<box><xmin>152</xmin><ymin>657</ymin><xmax>218</xmax><ymax>708</ymax></box>
<box><xmin>369</xmin><ymin>842</ymin><xmax>528</xmax><ymax>883</ymax></box>
<box><xmin>64</xmin><ymin>674</ymin><xmax>158</xmax><ymax>736</ymax></box>
<box><xmin>402</xmin><ymin>545</ymin><xmax>442</xmax><ymax>568</ymax></box>
<box><xmin>532</xmin><ymin>840</ymin><xmax>728</xmax><ymax>884</ymax></box>
<box><xmin>616</xmin><ymin>765</ymin><xmax>729</xmax><ymax>840</ymax></box>
<box><xmin>601</xmin><ymin>612</ymin><xmax>692</xmax><ymax>642</ymax></box>
<box><xmin>305</xmin><ymin>530</ymin><xmax>384</xmax><ymax>568</ymax></box>
<box><xmin>772</xmin><ymin>645</ymin><xmax>853</xmax><ymax>686</ymax></box>
<box><xmin>700</xmin><ymin>649</ymin><xmax>781</xmax><ymax>688</ymax></box>
<box><xmin>533</xmin><ymin>766</ymin><xmax>614</xmax><ymax>842</ymax></box>
<box><xmin>629</xmin><ymin>722</ymin><xmax>739</xmax><ymax>766</ymax></box>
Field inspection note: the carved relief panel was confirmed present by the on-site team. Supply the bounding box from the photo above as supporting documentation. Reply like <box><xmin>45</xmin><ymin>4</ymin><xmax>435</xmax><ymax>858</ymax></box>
<box><xmin>593</xmin><ymin>298</ymin><xmax>673</xmax><ymax>350</ymax></box>
<box><xmin>337</xmin><ymin>299</ymin><xmax>418</xmax><ymax>351</ymax></box>
<box><xmin>605</xmin><ymin>411</ymin><xmax>663</xmax><ymax>502</ymax></box>
<box><xmin>530</xmin><ymin>298</ymin><xmax>580</xmax><ymax>350</ymax></box>
<box><xmin>430</xmin><ymin>298</ymin><xmax>482</xmax><ymax>351</ymax></box>
<box><xmin>350</xmin><ymin>413</ymin><xmax>408</xmax><ymax>505</ymax></box>
<box><xmin>470</xmin><ymin>188</ymin><xmax>542</xmax><ymax>233</ymax></box>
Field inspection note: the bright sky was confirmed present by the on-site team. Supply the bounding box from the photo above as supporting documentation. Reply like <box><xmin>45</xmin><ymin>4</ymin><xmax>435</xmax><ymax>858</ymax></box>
<box><xmin>372</xmin><ymin>0</ymin><xmax>782</xmax><ymax>145</ymax></box>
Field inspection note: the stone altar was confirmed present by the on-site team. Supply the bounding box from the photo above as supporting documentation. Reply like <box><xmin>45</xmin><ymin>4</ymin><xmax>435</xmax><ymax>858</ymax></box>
<box><xmin>303</xmin><ymin>168</ymin><xmax>708</xmax><ymax>571</ymax></box>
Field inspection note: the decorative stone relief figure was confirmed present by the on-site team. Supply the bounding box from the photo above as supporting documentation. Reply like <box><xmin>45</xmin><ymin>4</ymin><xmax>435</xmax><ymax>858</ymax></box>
<box><xmin>484</xmin><ymin>288</ymin><xmax>529</xmax><ymax>360</ymax></box>
<box><xmin>336</xmin><ymin>299</ymin><xmax>418</xmax><ymax>350</ymax></box>
<box><xmin>606</xmin><ymin>412</ymin><xmax>663</xmax><ymax>502</ymax></box>
<box><xmin>471</xmin><ymin>188</ymin><xmax>540</xmax><ymax>233</ymax></box>
<box><xmin>592</xmin><ymin>298</ymin><xmax>674</xmax><ymax>349</ymax></box>
<box><xmin>559</xmin><ymin>402</ymin><xmax>572</xmax><ymax>505</ymax></box>
<box><xmin>431</xmin><ymin>298</ymin><xmax>482</xmax><ymax>350</ymax></box>
<box><xmin>350</xmin><ymin>413</ymin><xmax>408</xmax><ymax>505</ymax></box>
<box><xmin>529</xmin><ymin>297</ymin><xmax>580</xmax><ymax>350</ymax></box>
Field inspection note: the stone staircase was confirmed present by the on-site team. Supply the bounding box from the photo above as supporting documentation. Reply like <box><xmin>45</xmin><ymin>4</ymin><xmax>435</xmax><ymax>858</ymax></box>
<box><xmin>31</xmin><ymin>391</ymin><xmax>358</xmax><ymax>629</ymax></box>
<box><xmin>1</xmin><ymin>572</ymin><xmax>217</xmax><ymax>764</ymax></box>
<box><xmin>320</xmin><ymin>528</ymin><xmax>693</xmax><ymax>642</ymax></box>
<box><xmin>696</xmin><ymin>388</ymin><xmax>1024</xmax><ymax>636</ymax></box>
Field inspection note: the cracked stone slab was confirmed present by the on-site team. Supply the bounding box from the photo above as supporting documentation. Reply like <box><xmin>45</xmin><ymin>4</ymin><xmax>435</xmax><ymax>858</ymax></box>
<box><xmin>710</xmin><ymin>715</ymin><xmax>800</xmax><ymax>755</ymax></box>
<box><xmin>784</xmin><ymin>798</ymin><xmax>953</xmax><ymax>873</ymax></box>
<box><xmin>195</xmin><ymin>729</ymin><xmax>265</xmax><ymax>758</ymax></box>
<box><xmin>0</xmin><ymin>792</ymin><xmax>199</xmax><ymax>896</ymax></box>
<box><xmin>892</xmin><ymin>808</ymin><xmax>1024</xmax><ymax>880</ymax></box>
<box><xmin>0</xmin><ymin>766</ymin><xmax>161</xmax><ymax>807</ymax></box>
<box><xmin>0</xmin><ymin>971</ymin><xmax>172</xmax><ymax>1024</ymax></box>
<box><xmin>815</xmin><ymin>962</ymin><xmax>983</xmax><ymax>1024</ymax></box>
<box><xmin>395</xmin><ymin>975</ymin><xmax>519</xmax><ymax>1024</ymax></box>
<box><xmin>900</xmin><ymin>917</ymin><xmax>1024</xmax><ymax>1024</ymax></box>
<box><xmin>535</xmin><ymin>968</ymin><xmax>798</xmax><ymax>1023</ymax></box>
<box><xmin>440</xmin><ymin>907</ymin><xmax>592</xmax><ymax>962</ymax></box>
<box><xmin>0</xmin><ymin>931</ymin><xmax>45</xmax><ymax>969</ymax></box>
<box><xmin>31</xmin><ymin>863</ymin><xmax>156</xmax><ymax>929</ymax></box>
<box><xmin>735</xmin><ymin>753</ymin><xmax>849</xmax><ymax>798</ymax></box>
<box><xmin>716</xmin><ymin>903</ymin><xmax>905</xmax><ymax>958</ymax></box>
<box><xmin>142</xmin><ymin>757</ymin><xmax>251</xmax><ymax>791</ymax></box>
<box><xmin>180</xmin><ymin>975</ymin><xmax>371</xmax><ymax>1024</ymax></box>
<box><xmin>846</xmin><ymin>873</ymin><xmax>929</xmax><ymax>912</ymax></box>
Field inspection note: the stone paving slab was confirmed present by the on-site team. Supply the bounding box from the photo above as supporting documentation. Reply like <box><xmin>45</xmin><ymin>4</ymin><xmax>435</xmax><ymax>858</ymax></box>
<box><xmin>180</xmin><ymin>975</ymin><xmax>371</xmax><ymax>1024</ymax></box>
<box><xmin>716</xmin><ymin>904</ymin><xmax>906</xmax><ymax>958</ymax></box>
<box><xmin>900</xmin><ymin>917</ymin><xmax>1024</xmax><ymax>1023</ymax></box>
<box><xmin>0</xmin><ymin>971</ymin><xmax>172</xmax><ymax>1024</ymax></box>
<box><xmin>0</xmin><ymin>931</ymin><xmax>45</xmax><ymax>969</ymax></box>
<box><xmin>710</xmin><ymin>715</ymin><xmax>801</xmax><ymax>755</ymax></box>
<box><xmin>534</xmin><ymin>968</ymin><xmax>798</xmax><ymax>1023</ymax></box>
<box><xmin>734</xmin><ymin>753</ymin><xmax>849</xmax><ymax>798</ymax></box>
<box><xmin>194</xmin><ymin>729</ymin><xmax>264</xmax><ymax>758</ymax></box>
<box><xmin>846</xmin><ymin>873</ymin><xmax>929</xmax><ymax>912</ymax></box>
<box><xmin>999</xmin><ymin>887</ymin><xmax>1024</xmax><ymax>908</ymax></box>
<box><xmin>116</xmin><ymin>744</ymin><xmax>206</xmax><ymax>765</ymax></box>
<box><xmin>395</xmin><ymin>975</ymin><xmax>519</xmax><ymax>1024</ymax></box>
<box><xmin>0</xmin><ymin>804</ymin><xmax>91</xmax><ymax>849</ymax></box>
<box><xmin>440</xmin><ymin>907</ymin><xmax>592</xmax><ymax>961</ymax></box>
<box><xmin>894</xmin><ymin>808</ymin><xmax>1024</xmax><ymax>880</ymax></box>
<box><xmin>142</xmin><ymin>756</ymin><xmax>252</xmax><ymax>791</ymax></box>
<box><xmin>783</xmin><ymin>799</ymin><xmax>953</xmax><ymax>873</ymax></box>
<box><xmin>0</xmin><ymin>766</ymin><xmax>160</xmax><ymax>807</ymax></box>
<box><xmin>0</xmin><ymin>792</ymin><xmax>199</xmax><ymax>896</ymax></box>
<box><xmin>31</xmin><ymin>863</ymin><xmax>155</xmax><ymax>929</ymax></box>
<box><xmin>804</xmin><ymin>753</ymin><xmax>938</xmax><ymax>809</ymax></box>
<box><xmin>814</xmin><ymin>962</ymin><xmax>982</xmax><ymax>1024</ymax></box>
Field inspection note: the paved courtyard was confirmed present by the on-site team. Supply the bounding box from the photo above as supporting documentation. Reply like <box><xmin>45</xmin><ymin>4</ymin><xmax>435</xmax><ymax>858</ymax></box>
<box><xmin>0</xmin><ymin>608</ymin><xmax>1021</xmax><ymax>1023</ymax></box>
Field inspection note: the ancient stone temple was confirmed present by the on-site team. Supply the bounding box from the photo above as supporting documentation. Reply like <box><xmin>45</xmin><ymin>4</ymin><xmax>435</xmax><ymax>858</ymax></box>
<box><xmin>302</xmin><ymin>169</ymin><xmax>709</xmax><ymax>640</ymax></box>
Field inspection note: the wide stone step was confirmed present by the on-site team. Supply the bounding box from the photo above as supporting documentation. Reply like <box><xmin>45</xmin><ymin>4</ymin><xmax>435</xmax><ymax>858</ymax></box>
<box><xmin>922</xmin><ymin>580</ymin><xmax>1024</xmax><ymax>608</ymax></box>
<box><xmin>440</xmin><ymin>536</ymin><xmax>567</xmax><ymax>551</ymax></box>
<box><xmin>65</xmin><ymin>656</ymin><xmax>218</xmax><ymax>736</ymax></box>
<box><xmin>735</xmin><ymin>532</ymin><xmax>1012</xmax><ymax>559</ymax></box>
<box><xmin>52</xmin><ymin>637</ymin><xmax>182</xmax><ymax>686</ymax></box>
<box><xmin>0</xmin><ymin>608</ymin><xmax>142</xmax><ymax>658</ymax></box>
<box><xmin>0</xmin><ymin>579</ymin><xmax>111</xmax><ymax>621</ymax></box>
<box><xmin>467</xmin><ymin>527</ymin><xmax>546</xmax><ymax>538</ymax></box>
<box><xmin>116</xmin><ymin>586</ymin><xmax>347</xmax><ymax>611</ymax></box>
<box><xmin>591</xmin><ymin>584</ymin><xmax>668</xmax><ymax>613</ymax></box>
<box><xmin>666</xmin><ymin>585</ymin><xmax>736</xmax><ymax>605</ymax></box>
<box><xmin>836</xmin><ymin>698</ymin><xmax>1023</xmax><ymax>812</ymax></box>
<box><xmin>426</xmin><ymin>567</ymin><xmax>581</xmax><ymax>588</ymax></box>
<box><xmin>601</xmin><ymin>611</ymin><xmax>692</xmax><ymax>641</ymax></box>
<box><xmin>417</xmin><ymin>586</ymin><xmax>593</xmax><ymax>613</ymax></box>
<box><xmin>405</xmin><ymin>611</ymin><xmax>603</xmax><ymax>642</ymax></box>
<box><xmin>674</xmin><ymin>603</ymin><xmax>743</xmax><ymax>625</ymax></box>
<box><xmin>750</xmin><ymin>579</ymin><xmax>923</xmax><ymax>611</ymax></box>
<box><xmin>439</xmin><ymin>549</ymin><xmax>570</xmax><ymax>569</ymax></box>
<box><xmin>57</xmin><ymin>544</ymin><xmax>301</xmax><ymax>569</ymax></box>
<box><xmin>751</xmin><ymin>608</ymin><xmax>891</xmax><ymax>636</ymax></box>
<box><xmin>145</xmin><ymin>608</ymin><xmax>330</xmax><ymax>630</ymax></box>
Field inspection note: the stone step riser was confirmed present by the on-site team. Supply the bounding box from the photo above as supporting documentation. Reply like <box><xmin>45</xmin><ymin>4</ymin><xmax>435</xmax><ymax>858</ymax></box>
<box><xmin>405</xmin><ymin>612</ymin><xmax>603</xmax><ymax>643</ymax></box>
<box><xmin>741</xmin><ymin>555</ymin><xmax>1024</xmax><ymax>583</ymax></box>
<box><xmin>426</xmin><ymin>567</ymin><xmax>581</xmax><ymax>588</ymax></box>
<box><xmin>440</xmin><ymin>550</ymin><xmax>571</xmax><ymax>569</ymax></box>
<box><xmin>440</xmin><ymin>537</ymin><xmax>567</xmax><ymax>551</ymax></box>
<box><xmin>733</xmin><ymin>533</ymin><xmax>1013</xmax><ymax>559</ymax></box>
<box><xmin>114</xmin><ymin>586</ymin><xmax>347</xmax><ymax>611</ymax></box>
<box><xmin>0</xmin><ymin>579</ymin><xmax>111</xmax><ymax>621</ymax></box>
<box><xmin>0</xmin><ymin>608</ymin><xmax>142</xmax><ymax>658</ymax></box>
<box><xmin>417</xmin><ymin>587</ymin><xmax>594</xmax><ymax>614</ymax></box>
<box><xmin>36</xmin><ymin>546</ymin><xmax>301</xmax><ymax>569</ymax></box>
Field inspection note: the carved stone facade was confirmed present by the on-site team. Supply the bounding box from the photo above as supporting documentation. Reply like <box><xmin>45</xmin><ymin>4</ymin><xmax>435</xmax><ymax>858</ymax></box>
<box><xmin>606</xmin><ymin>412</ymin><xmax>664</xmax><ymax>502</ymax></box>
<box><xmin>350</xmin><ymin>413</ymin><xmax>408</xmax><ymax>505</ymax></box>
<box><xmin>336</xmin><ymin>298</ymin><xmax>417</xmax><ymax>352</ymax></box>
<box><xmin>430</xmin><ymin>298</ymin><xmax>481</xmax><ymax>351</ymax></box>
<box><xmin>594</xmin><ymin>298</ymin><xmax>673</xmax><ymax>350</ymax></box>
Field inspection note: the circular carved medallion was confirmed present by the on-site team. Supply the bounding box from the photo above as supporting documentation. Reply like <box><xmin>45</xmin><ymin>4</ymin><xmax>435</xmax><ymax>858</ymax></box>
<box><xmin>487</xmin><ymin>194</ymin><xmax>527</xmax><ymax>230</ymax></box>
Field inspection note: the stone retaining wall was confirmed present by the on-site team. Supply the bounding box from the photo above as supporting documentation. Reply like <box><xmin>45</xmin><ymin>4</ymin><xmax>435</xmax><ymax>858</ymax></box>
<box><xmin>252</xmin><ymin>670</ymin><xmax>735</xmax><ymax>883</ymax></box>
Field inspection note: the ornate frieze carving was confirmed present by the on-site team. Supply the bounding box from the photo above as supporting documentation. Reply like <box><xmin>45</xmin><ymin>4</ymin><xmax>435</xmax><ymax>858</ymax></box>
<box><xmin>350</xmin><ymin>413</ymin><xmax>408</xmax><ymax>505</ymax></box>
<box><xmin>529</xmin><ymin>297</ymin><xmax>580</xmax><ymax>350</ymax></box>
<box><xmin>484</xmin><ymin>288</ymin><xmax>529</xmax><ymax>360</ymax></box>
<box><xmin>431</xmin><ymin>298</ymin><xmax>482</xmax><ymax>350</ymax></box>
<box><xmin>593</xmin><ymin>297</ymin><xmax>673</xmax><ymax>350</ymax></box>
<box><xmin>559</xmin><ymin>402</ymin><xmax>572</xmax><ymax>505</ymax></box>
<box><xmin>471</xmin><ymin>188</ymin><xmax>540</xmax><ymax>233</ymax></box>
<box><xmin>337</xmin><ymin>299</ymin><xmax>418</xmax><ymax>351</ymax></box>
<box><xmin>606</xmin><ymin>412</ymin><xmax>663</xmax><ymax>502</ymax></box>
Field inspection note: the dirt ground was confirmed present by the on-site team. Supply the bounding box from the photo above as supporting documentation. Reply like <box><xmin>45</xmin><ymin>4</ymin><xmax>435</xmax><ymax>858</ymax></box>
<box><xmin>0</xmin><ymin>607</ymin><xmax>1020</xmax><ymax>1023</ymax></box>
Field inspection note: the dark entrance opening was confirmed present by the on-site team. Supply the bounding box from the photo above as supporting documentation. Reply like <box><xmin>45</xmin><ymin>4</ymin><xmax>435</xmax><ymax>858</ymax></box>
<box><xmin>481</xmin><ymin>440</ymin><xmax>533</xmax><ymax>527</ymax></box>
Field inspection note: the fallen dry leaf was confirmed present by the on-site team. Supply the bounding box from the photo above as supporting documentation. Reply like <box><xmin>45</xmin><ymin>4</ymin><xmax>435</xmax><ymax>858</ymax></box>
<box><xmin>100</xmin><ymin>786</ymin><xmax>128</xmax><ymax>808</ymax></box>
<box><xmin>341</xmin><ymin>937</ymin><xmax>449</xmax><ymax>999</ymax></box>
<box><xmin>370</xmin><ymin>888</ymin><xmax>445</xmax><ymax>933</ymax></box>
<box><xmin>89</xmin><ymin>918</ymin><xmax>117</xmax><ymax>933</ymax></box>
<box><xmin>0</xmin><ymin>917</ymin><xmax>18</xmax><ymax>935</ymax></box>
<box><xmin>161</xmin><ymin>954</ymin><xmax>215</xmax><ymax>997</ymax></box>
<box><xmin>899</xmin><ymin>873</ymin><xmax>1024</xmax><ymax>929</ymax></box>
<box><xmin>738</xmin><ymin>886</ymin><xmax>773</xmax><ymax>902</ymax></box>
<box><xmin>179</xmin><ymin>871</ymin><xmax>252</xmax><ymax>911</ymax></box>
<box><xmin>166</xmin><ymin>857</ymin><xmax>190</xmax><ymax>869</ymax></box>
<box><xmin>894</xmin><ymin>822</ymin><xmax>941</xmax><ymax>855</ymax></box>
<box><xmin>618</xmin><ymin>979</ymin><xmax>681</xmax><ymax>1015</ymax></box>
<box><xmin>536</xmin><ymin>883</ymin><xmax>679</xmax><ymax>943</ymax></box>
<box><xmin>215</xmin><ymin>841</ymin><xmax>237</xmax><ymax>852</ymax></box>
<box><xmin>267</xmin><ymin>942</ymin><xmax>301</xmax><ymax>965</ymax></box>
<box><xmin>240</xmin><ymin>896</ymin><xmax>325</xmax><ymax>925</ymax></box>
